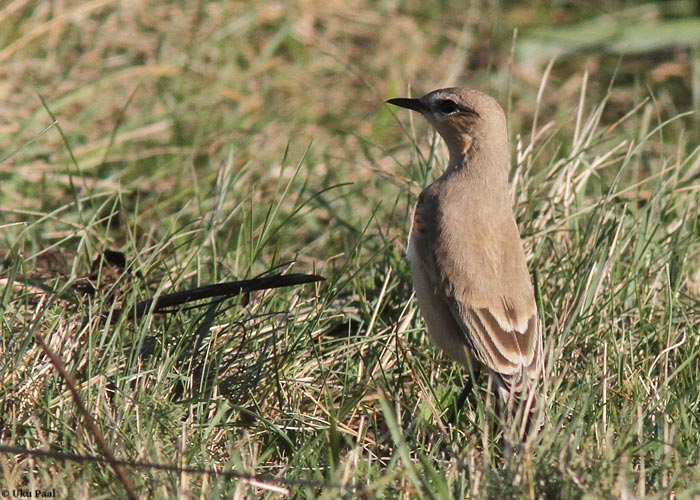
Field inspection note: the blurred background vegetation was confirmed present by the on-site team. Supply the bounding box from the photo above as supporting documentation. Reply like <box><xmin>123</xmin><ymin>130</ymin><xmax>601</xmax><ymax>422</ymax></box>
<box><xmin>2</xmin><ymin>0</ymin><xmax>699</xmax><ymax>272</ymax></box>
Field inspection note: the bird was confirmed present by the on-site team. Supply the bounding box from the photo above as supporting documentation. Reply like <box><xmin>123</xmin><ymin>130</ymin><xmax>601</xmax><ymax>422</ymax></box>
<box><xmin>387</xmin><ymin>88</ymin><xmax>543</xmax><ymax>428</ymax></box>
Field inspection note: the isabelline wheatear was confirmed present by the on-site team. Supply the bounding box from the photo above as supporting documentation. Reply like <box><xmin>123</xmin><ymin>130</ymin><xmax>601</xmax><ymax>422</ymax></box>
<box><xmin>387</xmin><ymin>88</ymin><xmax>543</xmax><ymax>424</ymax></box>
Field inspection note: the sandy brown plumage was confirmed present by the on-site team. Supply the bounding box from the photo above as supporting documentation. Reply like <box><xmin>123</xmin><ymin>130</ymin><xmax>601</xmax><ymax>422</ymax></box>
<box><xmin>388</xmin><ymin>88</ymin><xmax>543</xmax><ymax>413</ymax></box>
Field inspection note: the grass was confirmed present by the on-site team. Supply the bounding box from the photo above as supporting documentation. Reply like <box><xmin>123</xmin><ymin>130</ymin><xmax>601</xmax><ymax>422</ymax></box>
<box><xmin>2</xmin><ymin>1</ymin><xmax>700</xmax><ymax>498</ymax></box>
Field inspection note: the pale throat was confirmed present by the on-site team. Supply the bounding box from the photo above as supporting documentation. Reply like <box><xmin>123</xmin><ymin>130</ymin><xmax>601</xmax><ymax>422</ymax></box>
<box><xmin>444</xmin><ymin>133</ymin><xmax>474</xmax><ymax>172</ymax></box>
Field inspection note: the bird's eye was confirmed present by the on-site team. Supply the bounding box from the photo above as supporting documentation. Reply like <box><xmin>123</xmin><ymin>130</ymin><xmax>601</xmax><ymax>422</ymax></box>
<box><xmin>437</xmin><ymin>99</ymin><xmax>459</xmax><ymax>114</ymax></box>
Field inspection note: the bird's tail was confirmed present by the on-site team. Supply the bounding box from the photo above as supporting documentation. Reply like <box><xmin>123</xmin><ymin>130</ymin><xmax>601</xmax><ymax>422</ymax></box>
<box><xmin>495</xmin><ymin>371</ymin><xmax>542</xmax><ymax>441</ymax></box>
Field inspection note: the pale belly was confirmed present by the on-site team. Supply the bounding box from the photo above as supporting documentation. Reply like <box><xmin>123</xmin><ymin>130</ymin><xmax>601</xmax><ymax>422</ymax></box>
<box><xmin>406</xmin><ymin>233</ymin><xmax>472</xmax><ymax>368</ymax></box>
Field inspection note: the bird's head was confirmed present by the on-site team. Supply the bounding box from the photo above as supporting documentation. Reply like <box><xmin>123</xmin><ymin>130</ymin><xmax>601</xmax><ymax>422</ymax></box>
<box><xmin>387</xmin><ymin>87</ymin><xmax>508</xmax><ymax>167</ymax></box>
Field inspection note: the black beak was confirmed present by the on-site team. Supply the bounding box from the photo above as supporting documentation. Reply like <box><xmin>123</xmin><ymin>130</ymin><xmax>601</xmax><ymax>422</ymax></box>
<box><xmin>386</xmin><ymin>97</ymin><xmax>426</xmax><ymax>113</ymax></box>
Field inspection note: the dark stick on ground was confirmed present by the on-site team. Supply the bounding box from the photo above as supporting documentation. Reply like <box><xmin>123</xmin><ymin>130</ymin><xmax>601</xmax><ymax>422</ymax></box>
<box><xmin>105</xmin><ymin>273</ymin><xmax>324</xmax><ymax>323</ymax></box>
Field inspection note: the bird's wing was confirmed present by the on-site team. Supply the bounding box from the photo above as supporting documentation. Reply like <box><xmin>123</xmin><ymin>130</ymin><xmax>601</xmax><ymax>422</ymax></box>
<box><xmin>411</xmin><ymin>188</ymin><xmax>542</xmax><ymax>391</ymax></box>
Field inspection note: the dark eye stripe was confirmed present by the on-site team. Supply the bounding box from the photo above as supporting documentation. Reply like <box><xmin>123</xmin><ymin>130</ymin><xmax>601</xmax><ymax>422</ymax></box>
<box><xmin>462</xmin><ymin>106</ymin><xmax>480</xmax><ymax>117</ymax></box>
<box><xmin>435</xmin><ymin>99</ymin><xmax>480</xmax><ymax>117</ymax></box>
<box><xmin>437</xmin><ymin>99</ymin><xmax>458</xmax><ymax>114</ymax></box>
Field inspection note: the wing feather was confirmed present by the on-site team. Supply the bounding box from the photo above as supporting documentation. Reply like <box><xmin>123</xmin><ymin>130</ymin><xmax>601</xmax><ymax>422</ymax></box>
<box><xmin>410</xmin><ymin>185</ymin><xmax>542</xmax><ymax>394</ymax></box>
